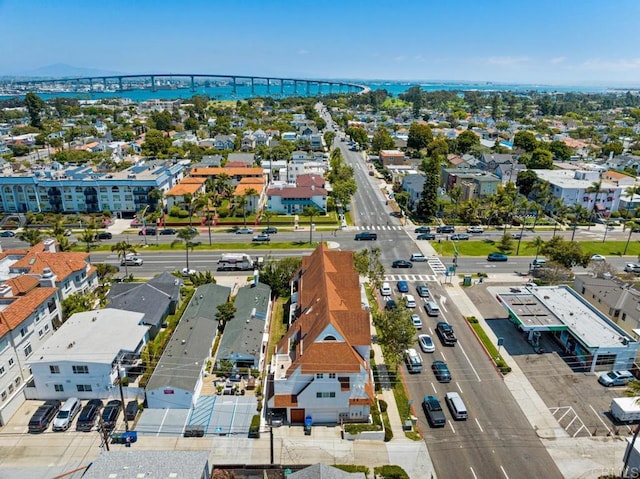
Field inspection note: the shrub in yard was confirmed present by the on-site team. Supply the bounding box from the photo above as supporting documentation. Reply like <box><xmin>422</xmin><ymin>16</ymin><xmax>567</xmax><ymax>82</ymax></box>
<box><xmin>374</xmin><ymin>465</ymin><xmax>409</xmax><ymax>479</ymax></box>
<box><xmin>379</xmin><ymin>399</ymin><xmax>388</xmax><ymax>413</ymax></box>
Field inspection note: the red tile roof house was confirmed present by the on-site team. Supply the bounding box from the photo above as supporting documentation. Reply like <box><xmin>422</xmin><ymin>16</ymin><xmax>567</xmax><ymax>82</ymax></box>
<box><xmin>267</xmin><ymin>244</ymin><xmax>375</xmax><ymax>425</ymax></box>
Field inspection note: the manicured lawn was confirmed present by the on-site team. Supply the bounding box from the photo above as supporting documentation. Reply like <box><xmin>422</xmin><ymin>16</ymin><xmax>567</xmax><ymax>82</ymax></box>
<box><xmin>432</xmin><ymin>239</ymin><xmax>640</xmax><ymax>257</ymax></box>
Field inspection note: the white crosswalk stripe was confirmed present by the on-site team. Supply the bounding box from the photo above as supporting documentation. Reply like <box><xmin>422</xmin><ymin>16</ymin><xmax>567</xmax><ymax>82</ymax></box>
<box><xmin>384</xmin><ymin>274</ymin><xmax>438</xmax><ymax>282</ymax></box>
<box><xmin>427</xmin><ymin>257</ymin><xmax>447</xmax><ymax>275</ymax></box>
<box><xmin>355</xmin><ymin>225</ymin><xmax>402</xmax><ymax>231</ymax></box>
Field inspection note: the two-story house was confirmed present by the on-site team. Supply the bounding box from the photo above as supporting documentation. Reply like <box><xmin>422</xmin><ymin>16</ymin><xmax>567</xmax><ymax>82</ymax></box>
<box><xmin>267</xmin><ymin>244</ymin><xmax>374</xmax><ymax>425</ymax></box>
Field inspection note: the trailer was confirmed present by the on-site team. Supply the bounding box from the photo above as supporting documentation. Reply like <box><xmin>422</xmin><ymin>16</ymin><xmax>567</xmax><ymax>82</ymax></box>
<box><xmin>217</xmin><ymin>253</ymin><xmax>255</xmax><ymax>271</ymax></box>
<box><xmin>610</xmin><ymin>397</ymin><xmax>640</xmax><ymax>423</ymax></box>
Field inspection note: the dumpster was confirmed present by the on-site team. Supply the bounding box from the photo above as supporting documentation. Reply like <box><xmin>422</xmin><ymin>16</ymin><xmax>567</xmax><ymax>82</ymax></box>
<box><xmin>463</xmin><ymin>274</ymin><xmax>472</xmax><ymax>286</ymax></box>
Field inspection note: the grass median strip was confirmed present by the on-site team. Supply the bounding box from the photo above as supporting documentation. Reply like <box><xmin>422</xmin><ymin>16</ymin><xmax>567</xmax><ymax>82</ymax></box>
<box><xmin>466</xmin><ymin>316</ymin><xmax>511</xmax><ymax>374</ymax></box>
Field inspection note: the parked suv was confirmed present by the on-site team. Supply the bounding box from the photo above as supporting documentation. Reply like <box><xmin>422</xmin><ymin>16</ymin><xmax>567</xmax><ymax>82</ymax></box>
<box><xmin>28</xmin><ymin>400</ymin><xmax>61</xmax><ymax>433</ymax></box>
<box><xmin>101</xmin><ymin>400</ymin><xmax>122</xmax><ymax>431</ymax></box>
<box><xmin>436</xmin><ymin>225</ymin><xmax>455</xmax><ymax>234</ymax></box>
<box><xmin>354</xmin><ymin>231</ymin><xmax>377</xmax><ymax>241</ymax></box>
<box><xmin>76</xmin><ymin>399</ymin><xmax>103</xmax><ymax>432</ymax></box>
<box><xmin>598</xmin><ymin>370</ymin><xmax>634</xmax><ymax>387</ymax></box>
<box><xmin>52</xmin><ymin>397</ymin><xmax>81</xmax><ymax>431</ymax></box>
<box><xmin>95</xmin><ymin>231</ymin><xmax>112</xmax><ymax>240</ymax></box>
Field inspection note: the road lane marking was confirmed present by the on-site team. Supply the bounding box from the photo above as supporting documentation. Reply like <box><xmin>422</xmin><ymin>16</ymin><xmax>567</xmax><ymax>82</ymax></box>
<box><xmin>470</xmin><ymin>467</ymin><xmax>478</xmax><ymax>479</ymax></box>
<box><xmin>500</xmin><ymin>465</ymin><xmax>509</xmax><ymax>479</ymax></box>
<box><xmin>438</xmin><ymin>295</ymin><xmax>448</xmax><ymax>313</ymax></box>
<box><xmin>458</xmin><ymin>342</ymin><xmax>482</xmax><ymax>382</ymax></box>
<box><xmin>475</xmin><ymin>418</ymin><xmax>484</xmax><ymax>432</ymax></box>
<box><xmin>456</xmin><ymin>381</ymin><xmax>464</xmax><ymax>394</ymax></box>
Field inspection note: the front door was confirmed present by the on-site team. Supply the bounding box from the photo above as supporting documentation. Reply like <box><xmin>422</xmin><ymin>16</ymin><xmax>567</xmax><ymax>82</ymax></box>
<box><xmin>290</xmin><ymin>408</ymin><xmax>305</xmax><ymax>424</ymax></box>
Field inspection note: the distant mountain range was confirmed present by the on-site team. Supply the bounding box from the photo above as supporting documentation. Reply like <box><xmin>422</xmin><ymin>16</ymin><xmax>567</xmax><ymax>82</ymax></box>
<box><xmin>3</xmin><ymin>63</ymin><xmax>123</xmax><ymax>79</ymax></box>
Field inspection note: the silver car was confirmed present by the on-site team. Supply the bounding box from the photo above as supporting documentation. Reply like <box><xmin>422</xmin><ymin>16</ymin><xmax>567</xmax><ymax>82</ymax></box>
<box><xmin>598</xmin><ymin>370</ymin><xmax>634</xmax><ymax>387</ymax></box>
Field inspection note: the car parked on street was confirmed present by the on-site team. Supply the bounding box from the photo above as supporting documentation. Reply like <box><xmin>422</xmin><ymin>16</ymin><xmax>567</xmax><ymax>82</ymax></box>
<box><xmin>591</xmin><ymin>254</ymin><xmax>606</xmax><ymax>262</ymax></box>
<box><xmin>0</xmin><ymin>230</ymin><xmax>16</xmax><ymax>237</ymax></box>
<box><xmin>52</xmin><ymin>397</ymin><xmax>81</xmax><ymax>431</ymax></box>
<box><xmin>436</xmin><ymin>225</ymin><xmax>455</xmax><ymax>234</ymax></box>
<box><xmin>76</xmin><ymin>399</ymin><xmax>103</xmax><ymax>432</ymax></box>
<box><xmin>138</xmin><ymin>227</ymin><xmax>157</xmax><ymax>236</ymax></box>
<box><xmin>392</xmin><ymin>260</ymin><xmax>413</xmax><ymax>269</ymax></box>
<box><xmin>415</xmin><ymin>226</ymin><xmax>431</xmax><ymax>234</ymax></box>
<box><xmin>625</xmin><ymin>263</ymin><xmax>640</xmax><ymax>273</ymax></box>
<box><xmin>159</xmin><ymin>228</ymin><xmax>177</xmax><ymax>235</ymax></box>
<box><xmin>28</xmin><ymin>400</ymin><xmax>61</xmax><ymax>433</ymax></box>
<box><xmin>95</xmin><ymin>231</ymin><xmax>112</xmax><ymax>240</ymax></box>
<box><xmin>235</xmin><ymin>227</ymin><xmax>254</xmax><ymax>234</ymax></box>
<box><xmin>598</xmin><ymin>370</ymin><xmax>634</xmax><ymax>387</ymax></box>
<box><xmin>487</xmin><ymin>252</ymin><xmax>508</xmax><ymax>262</ymax></box>
<box><xmin>121</xmin><ymin>254</ymin><xmax>143</xmax><ymax>266</ymax></box>
<box><xmin>262</xmin><ymin>227</ymin><xmax>278</xmax><ymax>234</ymax></box>
<box><xmin>467</xmin><ymin>226</ymin><xmax>484</xmax><ymax>233</ymax></box>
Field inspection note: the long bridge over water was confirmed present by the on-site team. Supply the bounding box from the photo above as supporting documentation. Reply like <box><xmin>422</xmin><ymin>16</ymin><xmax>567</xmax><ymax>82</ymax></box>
<box><xmin>1</xmin><ymin>73</ymin><xmax>368</xmax><ymax>97</ymax></box>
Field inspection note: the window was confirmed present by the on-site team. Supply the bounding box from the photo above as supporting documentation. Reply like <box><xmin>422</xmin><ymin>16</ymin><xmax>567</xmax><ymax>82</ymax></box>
<box><xmin>0</xmin><ymin>366</ymin><xmax>4</xmax><ymax>376</ymax></box>
<box><xmin>54</xmin><ymin>384</ymin><xmax>64</xmax><ymax>392</ymax></box>
<box><xmin>76</xmin><ymin>384</ymin><xmax>92</xmax><ymax>392</ymax></box>
<box><xmin>24</xmin><ymin>344</ymin><xmax>32</xmax><ymax>357</ymax></box>
<box><xmin>49</xmin><ymin>365</ymin><xmax>60</xmax><ymax>374</ymax></box>
<box><xmin>329</xmin><ymin>373</ymin><xmax>336</xmax><ymax>379</ymax></box>
<box><xmin>8</xmin><ymin>384</ymin><xmax>13</xmax><ymax>393</ymax></box>
<box><xmin>315</xmin><ymin>373</ymin><xmax>324</xmax><ymax>379</ymax></box>
<box><xmin>623</xmin><ymin>313</ymin><xmax>627</xmax><ymax>321</ymax></box>
<box><xmin>1</xmin><ymin>391</ymin><xmax>6</xmax><ymax>402</ymax></box>
<box><xmin>14</xmin><ymin>377</ymin><xmax>20</xmax><ymax>386</ymax></box>
<box><xmin>44</xmin><ymin>324</ymin><xmax>49</xmax><ymax>332</ymax></box>
<box><xmin>20</xmin><ymin>327</ymin><xmax>26</xmax><ymax>337</ymax></box>
<box><xmin>8</xmin><ymin>358</ymin><xmax>14</xmax><ymax>367</ymax></box>
<box><xmin>316</xmin><ymin>392</ymin><xmax>336</xmax><ymax>398</ymax></box>
<box><xmin>38</xmin><ymin>329</ymin><xmax>43</xmax><ymax>338</ymax></box>
<box><xmin>72</xmin><ymin>365</ymin><xmax>89</xmax><ymax>374</ymax></box>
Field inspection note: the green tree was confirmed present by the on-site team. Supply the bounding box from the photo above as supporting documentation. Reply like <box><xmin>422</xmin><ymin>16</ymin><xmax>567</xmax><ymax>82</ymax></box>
<box><xmin>142</xmin><ymin>129</ymin><xmax>171</xmax><ymax>156</ymax></box>
<box><xmin>323</xmin><ymin>131</ymin><xmax>336</xmax><ymax>147</ymax></box>
<box><xmin>61</xmin><ymin>292</ymin><xmax>94</xmax><ymax>322</ymax></box>
<box><xmin>302</xmin><ymin>205</ymin><xmax>322</xmax><ymax>243</ymax></box>
<box><xmin>513</xmin><ymin>131</ymin><xmax>538</xmax><ymax>152</ymax></box>
<box><xmin>602</xmin><ymin>141</ymin><xmax>624</xmax><ymax>157</ymax></box>
<box><xmin>371</xmin><ymin>126</ymin><xmax>395</xmax><ymax>153</ymax></box>
<box><xmin>184</xmin><ymin>116</ymin><xmax>199</xmax><ymax>132</ymax></box>
<box><xmin>111</xmin><ymin>241</ymin><xmax>136</xmax><ymax>277</ymax></box>
<box><xmin>259</xmin><ymin>256</ymin><xmax>302</xmax><ymax>298</ymax></box>
<box><xmin>353</xmin><ymin>247</ymin><xmax>385</xmax><ymax>290</ymax></box>
<box><xmin>17</xmin><ymin>228</ymin><xmax>43</xmax><ymax>246</ymax></box>
<box><xmin>25</xmin><ymin>92</ymin><xmax>45</xmax><ymax>129</ymax></box>
<box><xmin>529</xmin><ymin>236</ymin><xmax>545</xmax><ymax>261</ymax></box>
<box><xmin>215</xmin><ymin>301</ymin><xmax>237</xmax><ymax>333</ymax></box>
<box><xmin>188</xmin><ymin>271</ymin><xmax>217</xmax><ymax>287</ymax></box>
<box><xmin>345</xmin><ymin>127</ymin><xmax>368</xmax><ymax>147</ymax></box>
<box><xmin>374</xmin><ymin>303</ymin><xmax>415</xmax><ymax>368</ymax></box>
<box><xmin>541</xmin><ymin>237</ymin><xmax>590</xmax><ymax>268</ymax></box>
<box><xmin>449</xmin><ymin>185</ymin><xmax>463</xmax><ymax>226</ymax></box>
<box><xmin>547</xmin><ymin>140</ymin><xmax>574</xmax><ymax>161</ymax></box>
<box><xmin>624</xmin><ymin>220</ymin><xmax>639</xmax><ymax>255</ymax></box>
<box><xmin>417</xmin><ymin>156</ymin><xmax>440</xmax><ymax>219</ymax></box>
<box><xmin>455</xmin><ymin>130</ymin><xmax>480</xmax><ymax>154</ymax></box>
<box><xmin>407</xmin><ymin>122</ymin><xmax>433</xmax><ymax>151</ymax></box>
<box><xmin>525</xmin><ymin>148</ymin><xmax>553</xmax><ymax>169</ymax></box>
<box><xmin>171</xmin><ymin>227</ymin><xmax>198</xmax><ymax>271</ymax></box>
<box><xmin>497</xmin><ymin>234</ymin><xmax>514</xmax><ymax>254</ymax></box>
<box><xmin>515</xmin><ymin>170</ymin><xmax>539</xmax><ymax>196</ymax></box>
<box><xmin>586</xmin><ymin>181</ymin><xmax>603</xmax><ymax>231</ymax></box>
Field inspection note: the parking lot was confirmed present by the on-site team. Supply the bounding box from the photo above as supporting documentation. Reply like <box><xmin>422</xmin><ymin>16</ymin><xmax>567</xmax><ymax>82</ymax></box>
<box><xmin>466</xmin><ymin>283</ymin><xmax>635</xmax><ymax>438</ymax></box>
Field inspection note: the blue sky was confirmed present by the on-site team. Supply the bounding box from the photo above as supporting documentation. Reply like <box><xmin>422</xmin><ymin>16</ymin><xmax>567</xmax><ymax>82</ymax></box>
<box><xmin>2</xmin><ymin>0</ymin><xmax>639</xmax><ymax>85</ymax></box>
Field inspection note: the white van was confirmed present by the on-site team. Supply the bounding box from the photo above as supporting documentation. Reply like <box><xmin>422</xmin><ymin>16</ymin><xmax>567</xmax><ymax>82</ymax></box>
<box><xmin>380</xmin><ymin>282</ymin><xmax>391</xmax><ymax>297</ymax></box>
<box><xmin>425</xmin><ymin>300</ymin><xmax>440</xmax><ymax>317</ymax></box>
<box><xmin>52</xmin><ymin>397</ymin><xmax>81</xmax><ymax>431</ymax></box>
<box><xmin>404</xmin><ymin>348</ymin><xmax>423</xmax><ymax>373</ymax></box>
<box><xmin>445</xmin><ymin>392</ymin><xmax>468</xmax><ymax>420</ymax></box>
<box><xmin>403</xmin><ymin>294</ymin><xmax>416</xmax><ymax>308</ymax></box>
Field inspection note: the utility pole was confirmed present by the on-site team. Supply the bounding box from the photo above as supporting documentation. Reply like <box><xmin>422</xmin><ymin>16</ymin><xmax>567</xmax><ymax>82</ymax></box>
<box><xmin>269</xmin><ymin>425</ymin><xmax>274</xmax><ymax>464</ymax></box>
<box><xmin>98</xmin><ymin>416</ymin><xmax>110</xmax><ymax>451</ymax></box>
<box><xmin>117</xmin><ymin>362</ymin><xmax>129</xmax><ymax>432</ymax></box>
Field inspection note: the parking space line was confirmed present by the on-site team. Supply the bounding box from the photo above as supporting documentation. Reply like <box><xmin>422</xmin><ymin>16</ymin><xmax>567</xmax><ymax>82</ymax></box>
<box><xmin>440</xmin><ymin>352</ymin><xmax>447</xmax><ymax>362</ymax></box>
<box><xmin>475</xmin><ymin>418</ymin><xmax>484</xmax><ymax>432</ymax></box>
<box><xmin>456</xmin><ymin>381</ymin><xmax>464</xmax><ymax>394</ymax></box>
<box><xmin>589</xmin><ymin>404</ymin><xmax>612</xmax><ymax>435</ymax></box>
<box><xmin>470</xmin><ymin>467</ymin><xmax>478</xmax><ymax>479</ymax></box>
<box><xmin>431</xmin><ymin>382</ymin><xmax>438</xmax><ymax>394</ymax></box>
<box><xmin>156</xmin><ymin>408</ymin><xmax>171</xmax><ymax>437</ymax></box>
<box><xmin>449</xmin><ymin>421</ymin><xmax>456</xmax><ymax>434</ymax></box>
<box><xmin>458</xmin><ymin>342</ymin><xmax>481</xmax><ymax>382</ymax></box>
<box><xmin>500</xmin><ymin>465</ymin><xmax>510</xmax><ymax>479</ymax></box>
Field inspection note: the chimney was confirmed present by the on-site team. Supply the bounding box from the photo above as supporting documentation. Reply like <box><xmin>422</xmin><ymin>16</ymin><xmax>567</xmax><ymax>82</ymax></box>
<box><xmin>43</xmin><ymin>239</ymin><xmax>56</xmax><ymax>253</ymax></box>
<box><xmin>40</xmin><ymin>267</ymin><xmax>57</xmax><ymax>288</ymax></box>
<box><xmin>0</xmin><ymin>283</ymin><xmax>13</xmax><ymax>298</ymax></box>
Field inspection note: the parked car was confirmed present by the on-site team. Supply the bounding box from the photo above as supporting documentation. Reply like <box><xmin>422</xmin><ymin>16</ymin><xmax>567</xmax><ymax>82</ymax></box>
<box><xmin>0</xmin><ymin>230</ymin><xmax>16</xmax><ymax>237</ymax></box>
<box><xmin>125</xmin><ymin>400</ymin><xmax>140</xmax><ymax>421</ymax></box>
<box><xmin>418</xmin><ymin>334</ymin><xmax>435</xmax><ymax>353</ymax></box>
<box><xmin>182</xmin><ymin>268</ymin><xmax>197</xmax><ymax>277</ymax></box>
<box><xmin>138</xmin><ymin>227</ymin><xmax>157</xmax><ymax>236</ymax></box>
<box><xmin>591</xmin><ymin>254</ymin><xmax>606</xmax><ymax>262</ymax></box>
<box><xmin>467</xmin><ymin>226</ymin><xmax>484</xmax><ymax>233</ymax></box>
<box><xmin>625</xmin><ymin>263</ymin><xmax>640</xmax><ymax>273</ymax></box>
<box><xmin>450</xmin><ymin>233</ymin><xmax>470</xmax><ymax>241</ymax></box>
<box><xmin>422</xmin><ymin>395</ymin><xmax>446</xmax><ymax>428</ymax></box>
<box><xmin>159</xmin><ymin>228</ymin><xmax>177</xmax><ymax>235</ymax></box>
<box><xmin>101</xmin><ymin>400</ymin><xmax>122</xmax><ymax>431</ymax></box>
<box><xmin>411</xmin><ymin>314</ymin><xmax>423</xmax><ymax>329</ymax></box>
<box><xmin>95</xmin><ymin>231</ymin><xmax>112</xmax><ymax>240</ymax></box>
<box><xmin>397</xmin><ymin>280</ymin><xmax>409</xmax><ymax>293</ymax></box>
<box><xmin>52</xmin><ymin>397</ymin><xmax>81</xmax><ymax>431</ymax></box>
<box><xmin>598</xmin><ymin>370</ymin><xmax>634</xmax><ymax>387</ymax></box>
<box><xmin>416</xmin><ymin>284</ymin><xmax>430</xmax><ymax>298</ymax></box>
<box><xmin>252</xmin><ymin>234</ymin><xmax>271</xmax><ymax>242</ymax></box>
<box><xmin>385</xmin><ymin>299</ymin><xmax>397</xmax><ymax>310</ymax></box>
<box><xmin>487</xmin><ymin>252</ymin><xmax>508</xmax><ymax>262</ymax></box>
<box><xmin>76</xmin><ymin>399</ymin><xmax>103</xmax><ymax>432</ymax></box>
<box><xmin>392</xmin><ymin>260</ymin><xmax>413</xmax><ymax>269</ymax></box>
<box><xmin>417</xmin><ymin>233</ymin><xmax>436</xmax><ymax>240</ymax></box>
<box><xmin>235</xmin><ymin>227</ymin><xmax>254</xmax><ymax>234</ymax></box>
<box><xmin>511</xmin><ymin>232</ymin><xmax>524</xmax><ymax>239</ymax></box>
<box><xmin>414</xmin><ymin>226</ymin><xmax>431</xmax><ymax>234</ymax></box>
<box><xmin>436</xmin><ymin>225</ymin><xmax>455</xmax><ymax>234</ymax></box>
<box><xmin>28</xmin><ymin>400</ymin><xmax>61</xmax><ymax>433</ymax></box>
<box><xmin>262</xmin><ymin>227</ymin><xmax>278</xmax><ymax>234</ymax></box>
<box><xmin>431</xmin><ymin>360</ymin><xmax>452</xmax><ymax>383</ymax></box>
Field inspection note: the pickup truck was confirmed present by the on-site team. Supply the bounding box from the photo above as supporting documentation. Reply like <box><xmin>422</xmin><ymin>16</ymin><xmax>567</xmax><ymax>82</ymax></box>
<box><xmin>436</xmin><ymin>321</ymin><xmax>457</xmax><ymax>346</ymax></box>
<box><xmin>422</xmin><ymin>395</ymin><xmax>446</xmax><ymax>428</ymax></box>
<box><xmin>354</xmin><ymin>231</ymin><xmax>377</xmax><ymax>241</ymax></box>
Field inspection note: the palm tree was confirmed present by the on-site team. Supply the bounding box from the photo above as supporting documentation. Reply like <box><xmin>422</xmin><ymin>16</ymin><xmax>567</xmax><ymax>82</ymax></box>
<box><xmin>529</xmin><ymin>236</ymin><xmax>545</xmax><ymax>261</ymax></box>
<box><xmin>78</xmin><ymin>228</ymin><xmax>97</xmax><ymax>262</ymax></box>
<box><xmin>261</xmin><ymin>209</ymin><xmax>275</xmax><ymax>230</ymax></box>
<box><xmin>17</xmin><ymin>227</ymin><xmax>43</xmax><ymax>246</ymax></box>
<box><xmin>570</xmin><ymin>204</ymin><xmax>589</xmax><ymax>241</ymax></box>
<box><xmin>449</xmin><ymin>185</ymin><xmax>463</xmax><ymax>226</ymax></box>
<box><xmin>171</xmin><ymin>227</ymin><xmax>198</xmax><ymax>271</ymax></box>
<box><xmin>236</xmin><ymin>195</ymin><xmax>248</xmax><ymax>227</ymax></box>
<box><xmin>586</xmin><ymin>181</ymin><xmax>602</xmax><ymax>231</ymax></box>
<box><xmin>302</xmin><ymin>205</ymin><xmax>322</xmax><ymax>244</ymax></box>
<box><xmin>549</xmin><ymin>198</ymin><xmax>565</xmax><ymax>237</ymax></box>
<box><xmin>244</xmin><ymin>187</ymin><xmax>259</xmax><ymax>223</ymax></box>
<box><xmin>48</xmin><ymin>215</ymin><xmax>66</xmax><ymax>238</ymax></box>
<box><xmin>624</xmin><ymin>220</ymin><xmax>638</xmax><ymax>255</ymax></box>
<box><xmin>193</xmin><ymin>191</ymin><xmax>217</xmax><ymax>246</ymax></box>
<box><xmin>111</xmin><ymin>241</ymin><xmax>136</xmax><ymax>277</ymax></box>
<box><xmin>214</xmin><ymin>173</ymin><xmax>233</xmax><ymax>199</ymax></box>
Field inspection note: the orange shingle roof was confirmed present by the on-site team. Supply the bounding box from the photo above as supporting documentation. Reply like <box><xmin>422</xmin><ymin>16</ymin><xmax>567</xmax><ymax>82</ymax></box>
<box><xmin>165</xmin><ymin>182</ymin><xmax>203</xmax><ymax>197</ymax></box>
<box><xmin>0</xmin><ymin>286</ymin><xmax>58</xmax><ymax>331</ymax></box>
<box><xmin>6</xmin><ymin>275</ymin><xmax>39</xmax><ymax>295</ymax></box>
<box><xmin>11</xmin><ymin>244</ymin><xmax>91</xmax><ymax>281</ymax></box>
<box><xmin>190</xmin><ymin>167</ymin><xmax>264</xmax><ymax>177</ymax></box>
